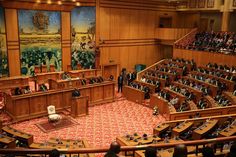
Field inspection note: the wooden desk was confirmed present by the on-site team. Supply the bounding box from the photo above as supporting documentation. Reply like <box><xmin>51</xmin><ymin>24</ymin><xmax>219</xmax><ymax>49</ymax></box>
<box><xmin>134</xmin><ymin>80</ymin><xmax>156</xmax><ymax>94</ymax></box>
<box><xmin>5</xmin><ymin>81</ymin><xmax>115</xmax><ymax>121</ymax></box>
<box><xmin>135</xmin><ymin>138</ymin><xmax>195</xmax><ymax>157</ymax></box>
<box><xmin>0</xmin><ymin>134</ymin><xmax>16</xmax><ymax>148</ymax></box>
<box><xmin>68</xmin><ymin>69</ymin><xmax>97</xmax><ymax>78</ymax></box>
<box><xmin>188</xmin><ymin>101</ymin><xmax>198</xmax><ymax>110</ymax></box>
<box><xmin>190</xmin><ymin>71</ymin><xmax>235</xmax><ymax>92</ymax></box>
<box><xmin>2</xmin><ymin>126</ymin><xmax>33</xmax><ymax>145</ymax></box>
<box><xmin>172</xmin><ymin>121</ymin><xmax>193</xmax><ymax>136</ymax></box>
<box><xmin>71</xmin><ymin>96</ymin><xmax>89</xmax><ymax>117</ymax></box>
<box><xmin>144</xmin><ymin>75</ymin><xmax>166</xmax><ymax>89</ymax></box>
<box><xmin>117</xmin><ymin>135</ymin><xmax>161</xmax><ymax>146</ymax></box>
<box><xmin>163</xmin><ymin>87</ymin><xmax>186</xmax><ymax>104</ymax></box>
<box><xmin>35</xmin><ymin>72</ymin><xmax>62</xmax><ymax>85</ymax></box>
<box><xmin>0</xmin><ymin>76</ymin><xmax>29</xmax><ymax>90</ymax></box>
<box><xmin>223</xmin><ymin>92</ymin><xmax>236</xmax><ymax>105</ymax></box>
<box><xmin>219</xmin><ymin>124</ymin><xmax>236</xmax><ymax>137</ymax></box>
<box><xmin>123</xmin><ymin>86</ymin><xmax>145</xmax><ymax>104</ymax></box>
<box><xmin>49</xmin><ymin>78</ymin><xmax>82</xmax><ymax>90</ymax></box>
<box><xmin>193</xmin><ymin>119</ymin><xmax>218</xmax><ymax>140</ymax></box>
<box><xmin>205</xmin><ymin>96</ymin><xmax>220</xmax><ymax>108</ymax></box>
<box><xmin>183</xmin><ymin>76</ymin><xmax>218</xmax><ymax>97</ymax></box>
<box><xmin>153</xmin><ymin>123</ymin><xmax>170</xmax><ymax>136</ymax></box>
<box><xmin>173</xmin><ymin>82</ymin><xmax>203</xmax><ymax>103</ymax></box>
<box><xmin>149</xmin><ymin>94</ymin><xmax>170</xmax><ymax>113</ymax></box>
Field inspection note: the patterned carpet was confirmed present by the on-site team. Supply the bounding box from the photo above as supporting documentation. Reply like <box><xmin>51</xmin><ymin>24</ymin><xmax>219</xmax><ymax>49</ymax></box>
<box><xmin>0</xmin><ymin>94</ymin><xmax>166</xmax><ymax>149</ymax></box>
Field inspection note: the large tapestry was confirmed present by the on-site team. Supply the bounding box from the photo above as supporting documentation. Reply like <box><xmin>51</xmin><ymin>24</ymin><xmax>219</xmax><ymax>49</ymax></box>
<box><xmin>18</xmin><ymin>10</ymin><xmax>61</xmax><ymax>76</ymax></box>
<box><xmin>0</xmin><ymin>7</ymin><xmax>8</xmax><ymax>78</ymax></box>
<box><xmin>71</xmin><ymin>7</ymin><xmax>96</xmax><ymax>70</ymax></box>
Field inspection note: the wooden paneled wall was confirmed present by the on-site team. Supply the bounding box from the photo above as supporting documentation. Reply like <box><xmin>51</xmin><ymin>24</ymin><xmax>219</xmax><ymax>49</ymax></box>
<box><xmin>98</xmin><ymin>7</ymin><xmax>177</xmax><ymax>71</ymax></box>
<box><xmin>173</xmin><ymin>48</ymin><xmax>236</xmax><ymax>67</ymax></box>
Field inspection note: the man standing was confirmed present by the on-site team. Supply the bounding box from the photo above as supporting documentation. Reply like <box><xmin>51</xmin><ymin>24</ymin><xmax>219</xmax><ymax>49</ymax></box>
<box><xmin>118</xmin><ymin>73</ymin><xmax>123</xmax><ymax>93</ymax></box>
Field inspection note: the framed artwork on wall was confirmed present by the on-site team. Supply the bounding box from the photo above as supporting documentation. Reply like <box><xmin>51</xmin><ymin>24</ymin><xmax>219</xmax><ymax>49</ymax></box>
<box><xmin>0</xmin><ymin>7</ymin><xmax>9</xmax><ymax>78</ymax></box>
<box><xmin>207</xmin><ymin>0</ymin><xmax>214</xmax><ymax>8</ymax></box>
<box><xmin>18</xmin><ymin>10</ymin><xmax>62</xmax><ymax>76</ymax></box>
<box><xmin>198</xmin><ymin>0</ymin><xmax>205</xmax><ymax>8</ymax></box>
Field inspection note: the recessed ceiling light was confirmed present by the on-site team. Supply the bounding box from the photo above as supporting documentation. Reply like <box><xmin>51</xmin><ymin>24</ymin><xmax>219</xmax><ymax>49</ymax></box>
<box><xmin>76</xmin><ymin>2</ymin><xmax>81</xmax><ymax>6</ymax></box>
<box><xmin>47</xmin><ymin>0</ymin><xmax>52</xmax><ymax>4</ymax></box>
<box><xmin>36</xmin><ymin>0</ymin><xmax>41</xmax><ymax>3</ymax></box>
<box><xmin>58</xmin><ymin>1</ymin><xmax>62</xmax><ymax>5</ymax></box>
<box><xmin>72</xmin><ymin>0</ymin><xmax>76</xmax><ymax>2</ymax></box>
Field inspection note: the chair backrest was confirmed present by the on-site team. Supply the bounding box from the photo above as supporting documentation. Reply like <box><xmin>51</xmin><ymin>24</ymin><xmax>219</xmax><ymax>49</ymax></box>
<box><xmin>47</xmin><ymin>105</ymin><xmax>56</xmax><ymax>115</ymax></box>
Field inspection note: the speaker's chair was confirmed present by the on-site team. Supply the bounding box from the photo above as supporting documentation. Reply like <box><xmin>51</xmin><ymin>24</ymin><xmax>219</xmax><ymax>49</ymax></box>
<box><xmin>47</xmin><ymin>105</ymin><xmax>61</xmax><ymax>122</ymax></box>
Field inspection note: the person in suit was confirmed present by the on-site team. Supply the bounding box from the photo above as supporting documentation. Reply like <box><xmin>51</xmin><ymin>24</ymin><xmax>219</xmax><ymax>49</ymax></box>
<box><xmin>173</xmin><ymin>144</ymin><xmax>187</xmax><ymax>157</ymax></box>
<box><xmin>104</xmin><ymin>141</ymin><xmax>121</xmax><ymax>157</ymax></box>
<box><xmin>117</xmin><ymin>73</ymin><xmax>123</xmax><ymax>93</ymax></box>
<box><xmin>144</xmin><ymin>147</ymin><xmax>157</xmax><ymax>157</ymax></box>
<box><xmin>14</xmin><ymin>87</ymin><xmax>22</xmax><ymax>95</ymax></box>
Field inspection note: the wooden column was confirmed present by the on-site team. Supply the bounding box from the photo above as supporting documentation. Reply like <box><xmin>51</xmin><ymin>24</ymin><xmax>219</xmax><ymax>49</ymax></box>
<box><xmin>5</xmin><ymin>9</ymin><xmax>21</xmax><ymax>77</ymax></box>
<box><xmin>221</xmin><ymin>0</ymin><xmax>231</xmax><ymax>31</ymax></box>
<box><xmin>221</xmin><ymin>11</ymin><xmax>230</xmax><ymax>31</ymax></box>
<box><xmin>61</xmin><ymin>12</ymin><xmax>71</xmax><ymax>72</ymax></box>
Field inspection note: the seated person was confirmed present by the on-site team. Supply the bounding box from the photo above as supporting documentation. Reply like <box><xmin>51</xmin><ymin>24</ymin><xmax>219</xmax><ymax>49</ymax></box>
<box><xmin>81</xmin><ymin>79</ymin><xmax>87</xmax><ymax>85</ymax></box>
<box><xmin>109</xmin><ymin>75</ymin><xmax>114</xmax><ymax>81</ymax></box>
<box><xmin>104</xmin><ymin>141</ymin><xmax>121</xmax><ymax>157</ymax></box>
<box><xmin>62</xmin><ymin>72</ymin><xmax>71</xmax><ymax>80</ymax></box>
<box><xmin>39</xmin><ymin>84</ymin><xmax>48</xmax><ymax>92</ymax></box>
<box><xmin>22</xmin><ymin>86</ymin><xmax>32</xmax><ymax>94</ymax></box>
<box><xmin>14</xmin><ymin>87</ymin><xmax>22</xmax><ymax>95</ymax></box>
<box><xmin>72</xmin><ymin>88</ymin><xmax>81</xmax><ymax>97</ymax></box>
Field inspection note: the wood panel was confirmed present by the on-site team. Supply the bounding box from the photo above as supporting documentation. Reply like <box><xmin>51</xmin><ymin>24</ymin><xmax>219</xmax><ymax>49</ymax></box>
<box><xmin>5</xmin><ymin>9</ymin><xmax>21</xmax><ymax>77</ymax></box>
<box><xmin>61</xmin><ymin>12</ymin><xmax>71</xmax><ymax>72</ymax></box>
<box><xmin>5</xmin><ymin>81</ymin><xmax>115</xmax><ymax>121</ymax></box>
<box><xmin>98</xmin><ymin>7</ymin><xmax>177</xmax><ymax>72</ymax></box>
<box><xmin>173</xmin><ymin>48</ymin><xmax>236</xmax><ymax>67</ymax></box>
<box><xmin>155</xmin><ymin>28</ymin><xmax>192</xmax><ymax>40</ymax></box>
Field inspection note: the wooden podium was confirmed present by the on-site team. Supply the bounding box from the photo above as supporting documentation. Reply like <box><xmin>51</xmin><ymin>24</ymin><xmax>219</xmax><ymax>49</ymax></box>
<box><xmin>71</xmin><ymin>96</ymin><xmax>89</xmax><ymax>117</ymax></box>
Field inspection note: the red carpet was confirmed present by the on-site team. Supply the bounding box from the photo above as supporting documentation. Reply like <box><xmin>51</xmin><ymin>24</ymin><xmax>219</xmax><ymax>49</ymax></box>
<box><xmin>35</xmin><ymin>117</ymin><xmax>79</xmax><ymax>133</ymax></box>
<box><xmin>1</xmin><ymin>93</ymin><xmax>166</xmax><ymax>151</ymax></box>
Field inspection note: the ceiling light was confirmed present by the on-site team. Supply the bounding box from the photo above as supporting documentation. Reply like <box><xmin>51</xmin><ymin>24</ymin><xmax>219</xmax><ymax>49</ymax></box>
<box><xmin>58</xmin><ymin>1</ymin><xmax>62</xmax><ymax>5</ymax></box>
<box><xmin>72</xmin><ymin>0</ymin><xmax>76</xmax><ymax>2</ymax></box>
<box><xmin>47</xmin><ymin>0</ymin><xmax>52</xmax><ymax>4</ymax></box>
<box><xmin>36</xmin><ymin>0</ymin><xmax>41</xmax><ymax>3</ymax></box>
<box><xmin>76</xmin><ymin>2</ymin><xmax>81</xmax><ymax>6</ymax></box>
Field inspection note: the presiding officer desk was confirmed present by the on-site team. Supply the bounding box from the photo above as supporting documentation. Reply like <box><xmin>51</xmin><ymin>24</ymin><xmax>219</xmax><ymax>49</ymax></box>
<box><xmin>5</xmin><ymin>81</ymin><xmax>115</xmax><ymax>121</ymax></box>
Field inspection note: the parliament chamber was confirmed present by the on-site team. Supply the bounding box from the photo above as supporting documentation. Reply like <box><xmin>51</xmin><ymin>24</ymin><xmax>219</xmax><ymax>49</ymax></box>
<box><xmin>1</xmin><ymin>0</ymin><xmax>236</xmax><ymax>157</ymax></box>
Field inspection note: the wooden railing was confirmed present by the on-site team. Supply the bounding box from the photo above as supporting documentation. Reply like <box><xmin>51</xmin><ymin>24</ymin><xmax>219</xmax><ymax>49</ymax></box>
<box><xmin>1</xmin><ymin>136</ymin><xmax>236</xmax><ymax>156</ymax></box>
<box><xmin>174</xmin><ymin>28</ymin><xmax>198</xmax><ymax>48</ymax></box>
<box><xmin>136</xmin><ymin>59</ymin><xmax>166</xmax><ymax>80</ymax></box>
<box><xmin>155</xmin><ymin>28</ymin><xmax>193</xmax><ymax>41</ymax></box>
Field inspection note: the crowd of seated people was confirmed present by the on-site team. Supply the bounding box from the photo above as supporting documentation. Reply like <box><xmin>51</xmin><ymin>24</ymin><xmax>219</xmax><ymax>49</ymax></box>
<box><xmin>189</xmin><ymin>73</ymin><xmax>228</xmax><ymax>92</ymax></box>
<box><xmin>140</xmin><ymin>76</ymin><xmax>161</xmax><ymax>92</ymax></box>
<box><xmin>159</xmin><ymin>62</ymin><xmax>188</xmax><ymax>76</ymax></box>
<box><xmin>197</xmin><ymin>98</ymin><xmax>210</xmax><ymax>109</ymax></box>
<box><xmin>129</xmin><ymin>82</ymin><xmax>151</xmax><ymax>99</ymax></box>
<box><xmin>178</xmin><ymin>78</ymin><xmax>211</xmax><ymax>96</ymax></box>
<box><xmin>170</xmin><ymin>58</ymin><xmax>197</xmax><ymax>71</ymax></box>
<box><xmin>88</xmin><ymin>76</ymin><xmax>104</xmax><ymax>84</ymax></box>
<box><xmin>197</xmin><ymin>67</ymin><xmax>236</xmax><ymax>82</ymax></box>
<box><xmin>12</xmin><ymin>86</ymin><xmax>33</xmax><ymax>95</ymax></box>
<box><xmin>159</xmin><ymin>90</ymin><xmax>190</xmax><ymax>112</ymax></box>
<box><xmin>214</xmin><ymin>94</ymin><xmax>232</xmax><ymax>107</ymax></box>
<box><xmin>169</xmin><ymin>84</ymin><xmax>196</xmax><ymax>101</ymax></box>
<box><xmin>186</xmin><ymin>31</ymin><xmax>236</xmax><ymax>55</ymax></box>
<box><xmin>206</xmin><ymin>62</ymin><xmax>236</xmax><ymax>74</ymax></box>
<box><xmin>145</xmin><ymin>70</ymin><xmax>170</xmax><ymax>80</ymax></box>
<box><xmin>207</xmin><ymin>117</ymin><xmax>235</xmax><ymax>139</ymax></box>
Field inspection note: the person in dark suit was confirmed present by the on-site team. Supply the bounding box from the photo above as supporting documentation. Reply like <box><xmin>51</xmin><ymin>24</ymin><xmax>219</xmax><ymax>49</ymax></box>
<box><xmin>104</xmin><ymin>141</ymin><xmax>121</xmax><ymax>157</ymax></box>
<box><xmin>117</xmin><ymin>73</ymin><xmax>123</xmax><ymax>93</ymax></box>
